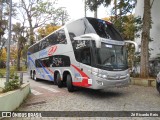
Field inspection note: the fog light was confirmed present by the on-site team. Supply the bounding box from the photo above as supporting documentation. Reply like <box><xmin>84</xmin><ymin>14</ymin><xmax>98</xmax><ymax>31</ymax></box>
<box><xmin>96</xmin><ymin>80</ymin><xmax>103</xmax><ymax>86</ymax></box>
<box><xmin>102</xmin><ymin>75</ymin><xmax>107</xmax><ymax>79</ymax></box>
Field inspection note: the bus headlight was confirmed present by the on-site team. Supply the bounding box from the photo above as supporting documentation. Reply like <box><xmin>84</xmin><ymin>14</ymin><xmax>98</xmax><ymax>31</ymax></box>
<box><xmin>92</xmin><ymin>72</ymin><xmax>108</xmax><ymax>79</ymax></box>
<box><xmin>98</xmin><ymin>74</ymin><xmax>102</xmax><ymax>78</ymax></box>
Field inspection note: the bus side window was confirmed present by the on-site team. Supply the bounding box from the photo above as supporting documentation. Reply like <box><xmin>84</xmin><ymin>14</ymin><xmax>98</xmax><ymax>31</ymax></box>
<box><xmin>80</xmin><ymin>47</ymin><xmax>91</xmax><ymax>65</ymax></box>
<box><xmin>57</xmin><ymin>29</ymin><xmax>67</xmax><ymax>44</ymax></box>
<box><xmin>69</xmin><ymin>32</ymin><xmax>76</xmax><ymax>43</ymax></box>
<box><xmin>73</xmin><ymin>40</ymin><xmax>91</xmax><ymax>66</ymax></box>
<box><xmin>35</xmin><ymin>59</ymin><xmax>41</xmax><ymax>68</ymax></box>
<box><xmin>42</xmin><ymin>59</ymin><xmax>50</xmax><ymax>67</ymax></box>
<box><xmin>49</xmin><ymin>33</ymin><xmax>58</xmax><ymax>45</ymax></box>
<box><xmin>34</xmin><ymin>43</ymin><xmax>39</xmax><ymax>53</ymax></box>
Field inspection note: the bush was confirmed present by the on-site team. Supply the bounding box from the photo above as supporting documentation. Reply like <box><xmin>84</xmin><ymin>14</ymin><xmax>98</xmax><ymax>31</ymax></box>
<box><xmin>2</xmin><ymin>71</ymin><xmax>20</xmax><ymax>92</ymax></box>
<box><xmin>3</xmin><ymin>79</ymin><xmax>20</xmax><ymax>92</ymax></box>
<box><xmin>0</xmin><ymin>72</ymin><xmax>4</xmax><ymax>78</ymax></box>
<box><xmin>0</xmin><ymin>60</ymin><xmax>6</xmax><ymax>68</ymax></box>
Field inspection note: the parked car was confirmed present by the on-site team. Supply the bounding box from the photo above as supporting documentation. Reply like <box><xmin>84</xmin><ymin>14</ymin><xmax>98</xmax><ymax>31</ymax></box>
<box><xmin>156</xmin><ymin>72</ymin><xmax>160</xmax><ymax>94</ymax></box>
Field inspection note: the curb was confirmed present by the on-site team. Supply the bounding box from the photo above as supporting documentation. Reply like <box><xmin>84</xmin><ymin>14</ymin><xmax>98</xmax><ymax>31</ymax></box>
<box><xmin>0</xmin><ymin>83</ymin><xmax>30</xmax><ymax>111</ymax></box>
<box><xmin>131</xmin><ymin>78</ymin><xmax>156</xmax><ymax>87</ymax></box>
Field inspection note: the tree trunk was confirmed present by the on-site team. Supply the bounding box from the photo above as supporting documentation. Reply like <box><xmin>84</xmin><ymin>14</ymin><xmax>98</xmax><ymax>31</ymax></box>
<box><xmin>114</xmin><ymin>0</ymin><xmax>117</xmax><ymax>20</ymax></box>
<box><xmin>84</xmin><ymin>0</ymin><xmax>87</xmax><ymax>17</ymax></box>
<box><xmin>0</xmin><ymin>0</ymin><xmax>3</xmax><ymax>48</ymax></box>
<box><xmin>140</xmin><ymin>0</ymin><xmax>151</xmax><ymax>78</ymax></box>
<box><xmin>27</xmin><ymin>14</ymin><xmax>34</xmax><ymax>45</ymax></box>
<box><xmin>17</xmin><ymin>41</ymin><xmax>21</xmax><ymax>71</ymax></box>
<box><xmin>94</xmin><ymin>7</ymin><xmax>97</xmax><ymax>18</ymax></box>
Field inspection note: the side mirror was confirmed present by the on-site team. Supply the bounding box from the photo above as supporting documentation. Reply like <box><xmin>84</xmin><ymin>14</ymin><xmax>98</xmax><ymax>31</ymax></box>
<box><xmin>73</xmin><ymin>33</ymin><xmax>101</xmax><ymax>48</ymax></box>
<box><xmin>125</xmin><ymin>40</ymin><xmax>139</xmax><ymax>54</ymax></box>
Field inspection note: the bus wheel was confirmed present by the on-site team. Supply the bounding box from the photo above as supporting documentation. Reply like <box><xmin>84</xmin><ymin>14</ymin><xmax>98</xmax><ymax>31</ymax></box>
<box><xmin>30</xmin><ymin>72</ymin><xmax>33</xmax><ymax>79</ymax></box>
<box><xmin>66</xmin><ymin>74</ymin><xmax>74</xmax><ymax>92</ymax></box>
<box><xmin>57</xmin><ymin>73</ymin><xmax>63</xmax><ymax>88</ymax></box>
<box><xmin>33</xmin><ymin>72</ymin><xmax>37</xmax><ymax>81</ymax></box>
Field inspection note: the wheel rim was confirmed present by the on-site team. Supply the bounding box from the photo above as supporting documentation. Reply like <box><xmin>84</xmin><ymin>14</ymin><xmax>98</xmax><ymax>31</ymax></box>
<box><xmin>34</xmin><ymin>74</ymin><xmax>36</xmax><ymax>80</ymax></box>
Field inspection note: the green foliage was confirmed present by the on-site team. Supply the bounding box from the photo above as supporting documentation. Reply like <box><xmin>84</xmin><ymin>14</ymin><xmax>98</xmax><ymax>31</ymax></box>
<box><xmin>110</xmin><ymin>15</ymin><xmax>142</xmax><ymax>40</ymax></box>
<box><xmin>3</xmin><ymin>79</ymin><xmax>20</xmax><ymax>92</ymax></box>
<box><xmin>86</xmin><ymin>0</ymin><xmax>111</xmax><ymax>11</ymax></box>
<box><xmin>0</xmin><ymin>60</ymin><xmax>6</xmax><ymax>69</ymax></box>
<box><xmin>110</xmin><ymin>0</ymin><xmax>141</xmax><ymax>73</ymax></box>
<box><xmin>0</xmin><ymin>68</ymin><xmax>5</xmax><ymax>78</ymax></box>
<box><xmin>2</xmin><ymin>69</ymin><xmax>20</xmax><ymax>92</ymax></box>
<box><xmin>112</xmin><ymin>0</ymin><xmax>137</xmax><ymax>16</ymax></box>
<box><xmin>0</xmin><ymin>72</ymin><xmax>4</xmax><ymax>78</ymax></box>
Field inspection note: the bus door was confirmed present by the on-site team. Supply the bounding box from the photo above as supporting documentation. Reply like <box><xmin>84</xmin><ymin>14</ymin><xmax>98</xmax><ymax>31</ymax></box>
<box><xmin>77</xmin><ymin>44</ymin><xmax>93</xmax><ymax>87</ymax></box>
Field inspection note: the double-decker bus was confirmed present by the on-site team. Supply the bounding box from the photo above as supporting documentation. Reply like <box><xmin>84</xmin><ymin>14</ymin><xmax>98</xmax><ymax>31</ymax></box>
<box><xmin>27</xmin><ymin>17</ymin><xmax>138</xmax><ymax>92</ymax></box>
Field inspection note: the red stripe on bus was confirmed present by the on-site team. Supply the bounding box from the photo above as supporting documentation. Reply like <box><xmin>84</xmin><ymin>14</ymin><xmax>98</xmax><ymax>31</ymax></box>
<box><xmin>48</xmin><ymin>45</ymin><xmax>57</xmax><ymax>56</ymax></box>
<box><xmin>71</xmin><ymin>64</ymin><xmax>91</xmax><ymax>87</ymax></box>
<box><xmin>42</xmin><ymin>63</ymin><xmax>54</xmax><ymax>75</ymax></box>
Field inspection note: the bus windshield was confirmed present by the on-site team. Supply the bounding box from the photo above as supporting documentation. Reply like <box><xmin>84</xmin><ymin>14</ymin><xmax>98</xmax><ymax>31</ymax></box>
<box><xmin>87</xmin><ymin>17</ymin><xmax>123</xmax><ymax>41</ymax></box>
<box><xmin>96</xmin><ymin>43</ymin><xmax>128</xmax><ymax>71</ymax></box>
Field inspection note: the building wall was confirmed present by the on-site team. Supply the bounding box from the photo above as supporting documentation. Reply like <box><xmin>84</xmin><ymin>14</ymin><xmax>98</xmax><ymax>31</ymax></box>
<box><xmin>135</xmin><ymin>0</ymin><xmax>160</xmax><ymax>60</ymax></box>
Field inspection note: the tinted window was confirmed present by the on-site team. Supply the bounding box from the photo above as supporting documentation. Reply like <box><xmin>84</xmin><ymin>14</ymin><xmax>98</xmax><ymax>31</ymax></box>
<box><xmin>48</xmin><ymin>32</ymin><xmax>58</xmax><ymax>45</ymax></box>
<box><xmin>48</xmin><ymin>29</ymin><xmax>67</xmax><ymax>45</ymax></box>
<box><xmin>35</xmin><ymin>55</ymin><xmax>70</xmax><ymax>68</ymax></box>
<box><xmin>72</xmin><ymin>40</ymin><xmax>91</xmax><ymax>65</ymax></box>
<box><xmin>28</xmin><ymin>46</ymin><xmax>34</xmax><ymax>54</ymax></box>
<box><xmin>87</xmin><ymin>18</ymin><xmax>123</xmax><ymax>41</ymax></box>
<box><xmin>28</xmin><ymin>29</ymin><xmax>67</xmax><ymax>54</ymax></box>
<box><xmin>57</xmin><ymin>29</ymin><xmax>67</xmax><ymax>44</ymax></box>
<box><xmin>35</xmin><ymin>57</ymin><xmax>50</xmax><ymax>68</ymax></box>
<box><xmin>51</xmin><ymin>55</ymin><xmax>70</xmax><ymax>67</ymax></box>
<box><xmin>40</xmin><ymin>39</ymin><xmax>50</xmax><ymax>50</ymax></box>
<box><xmin>35</xmin><ymin>59</ymin><xmax>42</xmax><ymax>68</ymax></box>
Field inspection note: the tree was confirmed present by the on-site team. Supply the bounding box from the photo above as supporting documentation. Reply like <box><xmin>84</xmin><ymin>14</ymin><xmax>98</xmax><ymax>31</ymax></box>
<box><xmin>140</xmin><ymin>0</ymin><xmax>152</xmax><ymax>78</ymax></box>
<box><xmin>16</xmin><ymin>0</ymin><xmax>57</xmax><ymax>45</ymax></box>
<box><xmin>86</xmin><ymin>0</ymin><xmax>111</xmax><ymax>18</ymax></box>
<box><xmin>37</xmin><ymin>24</ymin><xmax>60</xmax><ymax>39</ymax></box>
<box><xmin>52</xmin><ymin>7</ymin><xmax>70</xmax><ymax>26</ymax></box>
<box><xmin>110</xmin><ymin>0</ymin><xmax>142</xmax><ymax>74</ymax></box>
<box><xmin>111</xmin><ymin>0</ymin><xmax>137</xmax><ymax>32</ymax></box>
<box><xmin>0</xmin><ymin>0</ymin><xmax>8</xmax><ymax>55</ymax></box>
<box><xmin>12</xmin><ymin>22</ymin><xmax>27</xmax><ymax>71</ymax></box>
<box><xmin>0</xmin><ymin>47</ymin><xmax>6</xmax><ymax>68</ymax></box>
<box><xmin>15</xmin><ymin>0</ymin><xmax>70</xmax><ymax>45</ymax></box>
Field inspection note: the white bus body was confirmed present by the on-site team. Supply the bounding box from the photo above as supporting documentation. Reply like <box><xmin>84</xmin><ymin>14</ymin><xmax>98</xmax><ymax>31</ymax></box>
<box><xmin>27</xmin><ymin>17</ymin><xmax>137</xmax><ymax>92</ymax></box>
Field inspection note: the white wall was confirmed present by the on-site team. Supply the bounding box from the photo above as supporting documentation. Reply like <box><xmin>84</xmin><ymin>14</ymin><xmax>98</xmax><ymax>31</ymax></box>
<box><xmin>135</xmin><ymin>0</ymin><xmax>160</xmax><ymax>59</ymax></box>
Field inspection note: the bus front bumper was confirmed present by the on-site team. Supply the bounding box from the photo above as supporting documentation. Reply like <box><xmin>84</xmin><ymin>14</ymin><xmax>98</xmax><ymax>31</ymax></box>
<box><xmin>91</xmin><ymin>77</ymin><xmax>131</xmax><ymax>89</ymax></box>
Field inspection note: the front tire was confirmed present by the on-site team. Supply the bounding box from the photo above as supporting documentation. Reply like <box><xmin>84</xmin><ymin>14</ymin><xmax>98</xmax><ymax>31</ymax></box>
<box><xmin>66</xmin><ymin>74</ymin><xmax>74</xmax><ymax>92</ymax></box>
<box><xmin>57</xmin><ymin>73</ymin><xmax>63</xmax><ymax>88</ymax></box>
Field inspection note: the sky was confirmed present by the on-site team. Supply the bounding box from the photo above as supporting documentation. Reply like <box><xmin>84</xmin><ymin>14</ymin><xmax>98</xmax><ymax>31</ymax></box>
<box><xmin>13</xmin><ymin>0</ymin><xmax>113</xmax><ymax>23</ymax></box>
<box><xmin>57</xmin><ymin>0</ymin><xmax>113</xmax><ymax>20</ymax></box>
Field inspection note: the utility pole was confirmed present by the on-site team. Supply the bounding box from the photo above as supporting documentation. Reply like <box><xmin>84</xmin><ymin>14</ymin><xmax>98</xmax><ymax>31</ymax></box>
<box><xmin>6</xmin><ymin>0</ymin><xmax>12</xmax><ymax>83</ymax></box>
<box><xmin>0</xmin><ymin>0</ymin><xmax>3</xmax><ymax>45</ymax></box>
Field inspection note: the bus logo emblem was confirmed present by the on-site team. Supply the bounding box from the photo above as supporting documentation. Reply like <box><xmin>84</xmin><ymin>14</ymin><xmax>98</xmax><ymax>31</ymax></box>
<box><xmin>48</xmin><ymin>45</ymin><xmax>57</xmax><ymax>56</ymax></box>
